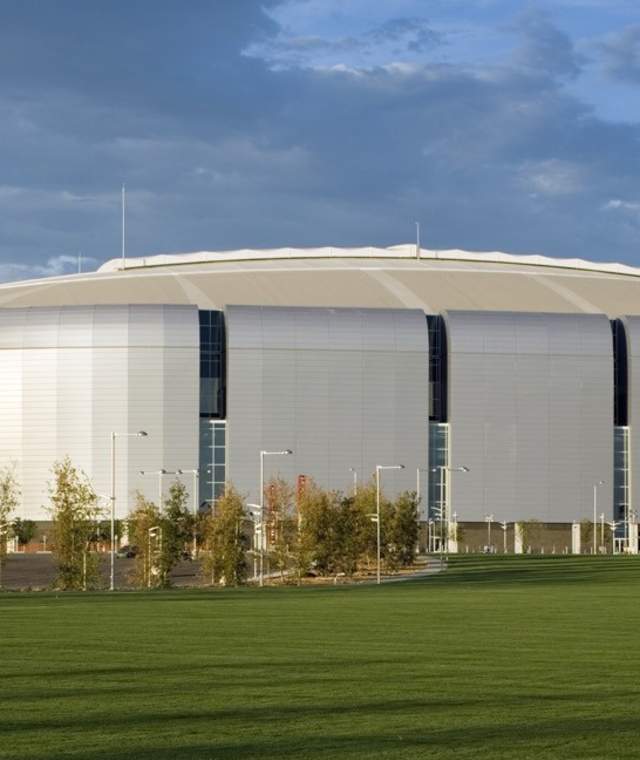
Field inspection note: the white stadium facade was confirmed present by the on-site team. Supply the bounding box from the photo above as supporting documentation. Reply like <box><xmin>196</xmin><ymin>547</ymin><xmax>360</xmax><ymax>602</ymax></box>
<box><xmin>0</xmin><ymin>244</ymin><xmax>637</xmax><ymax>551</ymax></box>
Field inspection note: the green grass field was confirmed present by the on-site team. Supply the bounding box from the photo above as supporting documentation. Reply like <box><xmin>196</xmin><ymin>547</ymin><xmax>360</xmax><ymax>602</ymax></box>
<box><xmin>2</xmin><ymin>556</ymin><xmax>640</xmax><ymax>759</ymax></box>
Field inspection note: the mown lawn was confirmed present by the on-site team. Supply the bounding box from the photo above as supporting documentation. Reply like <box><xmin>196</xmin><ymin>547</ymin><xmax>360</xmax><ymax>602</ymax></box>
<box><xmin>1</xmin><ymin>556</ymin><xmax>640</xmax><ymax>759</ymax></box>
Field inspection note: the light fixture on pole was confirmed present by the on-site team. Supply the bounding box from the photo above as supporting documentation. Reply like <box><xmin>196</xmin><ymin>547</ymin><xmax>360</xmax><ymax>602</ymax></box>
<box><xmin>451</xmin><ymin>510</ymin><xmax>459</xmax><ymax>551</ymax></box>
<box><xmin>500</xmin><ymin>520</ymin><xmax>508</xmax><ymax>553</ymax></box>
<box><xmin>349</xmin><ymin>467</ymin><xmax>358</xmax><ymax>496</ymax></box>
<box><xmin>431</xmin><ymin>465</ymin><xmax>469</xmax><ymax>570</ymax></box>
<box><xmin>485</xmin><ymin>513</ymin><xmax>495</xmax><ymax>552</ymax></box>
<box><xmin>593</xmin><ymin>480</ymin><xmax>605</xmax><ymax>555</ymax></box>
<box><xmin>139</xmin><ymin>469</ymin><xmax>178</xmax><ymax>514</ymax></box>
<box><xmin>178</xmin><ymin>469</ymin><xmax>200</xmax><ymax>558</ymax></box>
<box><xmin>109</xmin><ymin>430</ymin><xmax>147</xmax><ymax>591</ymax></box>
<box><xmin>608</xmin><ymin>520</ymin><xmax>620</xmax><ymax>554</ymax></box>
<box><xmin>147</xmin><ymin>525</ymin><xmax>162</xmax><ymax>588</ymax></box>
<box><xmin>375</xmin><ymin>464</ymin><xmax>405</xmax><ymax>585</ymax></box>
<box><xmin>259</xmin><ymin>449</ymin><xmax>293</xmax><ymax>588</ymax></box>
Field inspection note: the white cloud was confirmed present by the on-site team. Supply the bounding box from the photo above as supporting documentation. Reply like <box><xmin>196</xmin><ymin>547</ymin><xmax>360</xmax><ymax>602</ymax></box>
<box><xmin>0</xmin><ymin>254</ymin><xmax>96</xmax><ymax>283</ymax></box>
<box><xmin>0</xmin><ymin>185</ymin><xmax>118</xmax><ymax>212</ymax></box>
<box><xmin>519</xmin><ymin>160</ymin><xmax>587</xmax><ymax>197</ymax></box>
<box><xmin>604</xmin><ymin>198</ymin><xmax>640</xmax><ymax>213</ymax></box>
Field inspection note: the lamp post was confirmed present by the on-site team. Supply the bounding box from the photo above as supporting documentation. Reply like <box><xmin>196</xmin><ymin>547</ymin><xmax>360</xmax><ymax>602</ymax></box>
<box><xmin>608</xmin><ymin>520</ymin><xmax>620</xmax><ymax>553</ymax></box>
<box><xmin>375</xmin><ymin>464</ymin><xmax>405</xmax><ymax>585</ymax></box>
<box><xmin>431</xmin><ymin>465</ymin><xmax>469</xmax><ymax>570</ymax></box>
<box><xmin>501</xmin><ymin>521</ymin><xmax>508</xmax><ymax>553</ymax></box>
<box><xmin>139</xmin><ymin>469</ymin><xmax>178</xmax><ymax>513</ymax></box>
<box><xmin>259</xmin><ymin>450</ymin><xmax>292</xmax><ymax>588</ymax></box>
<box><xmin>349</xmin><ymin>468</ymin><xmax>358</xmax><ymax>496</ymax></box>
<box><xmin>629</xmin><ymin>508</ymin><xmax>639</xmax><ymax>554</ymax></box>
<box><xmin>178</xmin><ymin>469</ymin><xmax>200</xmax><ymax>558</ymax></box>
<box><xmin>247</xmin><ymin>503</ymin><xmax>263</xmax><ymax>582</ymax></box>
<box><xmin>593</xmin><ymin>480</ymin><xmax>605</xmax><ymax>555</ymax></box>
<box><xmin>110</xmin><ymin>430</ymin><xmax>147</xmax><ymax>591</ymax></box>
<box><xmin>485</xmin><ymin>513</ymin><xmax>495</xmax><ymax>553</ymax></box>
<box><xmin>416</xmin><ymin>467</ymin><xmax>430</xmax><ymax>523</ymax></box>
<box><xmin>148</xmin><ymin>525</ymin><xmax>162</xmax><ymax>588</ymax></box>
<box><xmin>451</xmin><ymin>510</ymin><xmax>458</xmax><ymax>551</ymax></box>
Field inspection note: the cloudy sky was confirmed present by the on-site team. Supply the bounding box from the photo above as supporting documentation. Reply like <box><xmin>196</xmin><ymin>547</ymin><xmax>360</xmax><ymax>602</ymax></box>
<box><xmin>0</xmin><ymin>0</ymin><xmax>639</xmax><ymax>281</ymax></box>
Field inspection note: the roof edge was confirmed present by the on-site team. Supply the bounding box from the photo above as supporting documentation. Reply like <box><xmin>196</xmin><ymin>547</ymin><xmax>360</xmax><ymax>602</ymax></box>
<box><xmin>98</xmin><ymin>244</ymin><xmax>640</xmax><ymax>279</ymax></box>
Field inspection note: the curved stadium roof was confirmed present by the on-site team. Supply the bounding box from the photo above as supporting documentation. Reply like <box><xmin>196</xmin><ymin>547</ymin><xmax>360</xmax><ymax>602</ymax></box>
<box><xmin>1</xmin><ymin>245</ymin><xmax>639</xmax><ymax>315</ymax></box>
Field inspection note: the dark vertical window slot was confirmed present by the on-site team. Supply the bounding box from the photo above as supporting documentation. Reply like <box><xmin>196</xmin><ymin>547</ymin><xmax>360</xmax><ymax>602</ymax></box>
<box><xmin>427</xmin><ymin>315</ymin><xmax>447</xmax><ymax>423</ymax></box>
<box><xmin>199</xmin><ymin>310</ymin><xmax>226</xmax><ymax>419</ymax></box>
<box><xmin>612</xmin><ymin>319</ymin><xmax>627</xmax><ymax>427</ymax></box>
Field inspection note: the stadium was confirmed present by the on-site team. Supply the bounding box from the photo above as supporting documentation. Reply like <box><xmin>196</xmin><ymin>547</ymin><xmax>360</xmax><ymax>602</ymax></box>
<box><xmin>0</xmin><ymin>244</ymin><xmax>636</xmax><ymax>552</ymax></box>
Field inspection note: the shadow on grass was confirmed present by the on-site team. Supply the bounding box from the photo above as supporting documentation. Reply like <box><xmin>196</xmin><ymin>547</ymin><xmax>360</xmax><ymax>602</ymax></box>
<box><xmin>9</xmin><ymin>711</ymin><xmax>640</xmax><ymax>760</ymax></box>
<box><xmin>413</xmin><ymin>555</ymin><xmax>640</xmax><ymax>589</ymax></box>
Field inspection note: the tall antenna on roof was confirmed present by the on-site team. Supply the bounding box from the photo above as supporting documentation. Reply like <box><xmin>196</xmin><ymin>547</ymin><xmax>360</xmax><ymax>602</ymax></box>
<box><xmin>121</xmin><ymin>184</ymin><xmax>126</xmax><ymax>270</ymax></box>
<box><xmin>415</xmin><ymin>221</ymin><xmax>420</xmax><ymax>260</ymax></box>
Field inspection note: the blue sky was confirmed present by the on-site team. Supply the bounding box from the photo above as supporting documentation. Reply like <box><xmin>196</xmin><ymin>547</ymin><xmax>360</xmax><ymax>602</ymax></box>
<box><xmin>0</xmin><ymin>0</ymin><xmax>639</xmax><ymax>281</ymax></box>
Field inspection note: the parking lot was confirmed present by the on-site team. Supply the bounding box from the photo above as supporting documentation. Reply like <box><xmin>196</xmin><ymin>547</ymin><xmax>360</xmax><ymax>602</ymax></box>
<box><xmin>1</xmin><ymin>553</ymin><xmax>202</xmax><ymax>590</ymax></box>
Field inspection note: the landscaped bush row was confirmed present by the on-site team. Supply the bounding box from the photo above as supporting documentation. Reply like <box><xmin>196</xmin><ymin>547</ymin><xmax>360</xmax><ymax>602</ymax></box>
<box><xmin>0</xmin><ymin>459</ymin><xmax>419</xmax><ymax>590</ymax></box>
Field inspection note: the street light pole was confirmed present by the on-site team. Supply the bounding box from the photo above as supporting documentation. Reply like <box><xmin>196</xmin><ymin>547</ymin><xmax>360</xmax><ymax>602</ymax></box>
<box><xmin>110</xmin><ymin>430</ymin><xmax>147</xmax><ymax>591</ymax></box>
<box><xmin>148</xmin><ymin>525</ymin><xmax>161</xmax><ymax>588</ymax></box>
<box><xmin>375</xmin><ymin>464</ymin><xmax>404</xmax><ymax>585</ymax></box>
<box><xmin>431</xmin><ymin>465</ymin><xmax>469</xmax><ymax>570</ymax></box>
<box><xmin>259</xmin><ymin>449</ymin><xmax>293</xmax><ymax>588</ymax></box>
<box><xmin>247</xmin><ymin>503</ymin><xmax>263</xmax><ymax>581</ymax></box>
<box><xmin>501</xmin><ymin>521</ymin><xmax>508</xmax><ymax>553</ymax></box>
<box><xmin>349</xmin><ymin>467</ymin><xmax>358</xmax><ymax>496</ymax></box>
<box><xmin>593</xmin><ymin>480</ymin><xmax>605</xmax><ymax>555</ymax></box>
<box><xmin>178</xmin><ymin>469</ymin><xmax>200</xmax><ymax>558</ymax></box>
<box><xmin>485</xmin><ymin>513</ymin><xmax>494</xmax><ymax>552</ymax></box>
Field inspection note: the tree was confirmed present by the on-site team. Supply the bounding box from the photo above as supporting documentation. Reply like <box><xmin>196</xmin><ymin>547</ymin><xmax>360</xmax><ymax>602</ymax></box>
<box><xmin>159</xmin><ymin>479</ymin><xmax>193</xmax><ymax>580</ymax></box>
<box><xmin>94</xmin><ymin>519</ymin><xmax>123</xmax><ymax>550</ymax></box>
<box><xmin>265</xmin><ymin>477</ymin><xmax>296</xmax><ymax>580</ymax></box>
<box><xmin>293</xmin><ymin>480</ymin><xmax>380</xmax><ymax>579</ymax></box>
<box><xmin>332</xmin><ymin>494</ymin><xmax>370</xmax><ymax>577</ymax></box>
<box><xmin>127</xmin><ymin>492</ymin><xmax>162</xmax><ymax>588</ymax></box>
<box><xmin>201</xmin><ymin>485</ymin><xmax>248</xmax><ymax>586</ymax></box>
<box><xmin>49</xmin><ymin>457</ymin><xmax>102</xmax><ymax>590</ymax></box>
<box><xmin>352</xmin><ymin>482</ymin><xmax>379</xmax><ymax>570</ymax></box>
<box><xmin>519</xmin><ymin>519</ymin><xmax>544</xmax><ymax>553</ymax></box>
<box><xmin>127</xmin><ymin>480</ymin><xmax>194</xmax><ymax>589</ymax></box>
<box><xmin>384</xmin><ymin>491</ymin><xmax>419</xmax><ymax>570</ymax></box>
<box><xmin>12</xmin><ymin>518</ymin><xmax>36</xmax><ymax>548</ymax></box>
<box><xmin>0</xmin><ymin>466</ymin><xmax>20</xmax><ymax>589</ymax></box>
<box><xmin>580</xmin><ymin>519</ymin><xmax>597</xmax><ymax>554</ymax></box>
<box><xmin>296</xmin><ymin>480</ymin><xmax>341</xmax><ymax>576</ymax></box>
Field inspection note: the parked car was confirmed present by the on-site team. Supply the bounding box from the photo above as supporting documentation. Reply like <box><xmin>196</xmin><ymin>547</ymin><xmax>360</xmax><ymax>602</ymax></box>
<box><xmin>116</xmin><ymin>545</ymin><xmax>138</xmax><ymax>558</ymax></box>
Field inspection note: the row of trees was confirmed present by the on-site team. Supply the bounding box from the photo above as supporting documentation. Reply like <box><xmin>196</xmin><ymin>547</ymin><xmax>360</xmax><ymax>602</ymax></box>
<box><xmin>0</xmin><ymin>458</ymin><xmax>420</xmax><ymax>590</ymax></box>
<box><xmin>209</xmin><ymin>478</ymin><xmax>419</xmax><ymax>586</ymax></box>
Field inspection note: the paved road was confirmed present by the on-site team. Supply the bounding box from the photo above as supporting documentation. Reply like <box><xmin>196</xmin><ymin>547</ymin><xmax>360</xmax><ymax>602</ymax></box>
<box><xmin>1</xmin><ymin>553</ymin><xmax>202</xmax><ymax>590</ymax></box>
<box><xmin>1</xmin><ymin>554</ymin><xmax>442</xmax><ymax>591</ymax></box>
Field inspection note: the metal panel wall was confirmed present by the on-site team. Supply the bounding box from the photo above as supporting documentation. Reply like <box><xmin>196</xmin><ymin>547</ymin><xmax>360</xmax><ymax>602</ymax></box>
<box><xmin>226</xmin><ymin>306</ymin><xmax>429</xmax><ymax>506</ymax></box>
<box><xmin>444</xmin><ymin>311</ymin><xmax>613</xmax><ymax>522</ymax></box>
<box><xmin>0</xmin><ymin>305</ymin><xmax>199</xmax><ymax>519</ymax></box>
<box><xmin>620</xmin><ymin>316</ymin><xmax>640</xmax><ymax>517</ymax></box>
